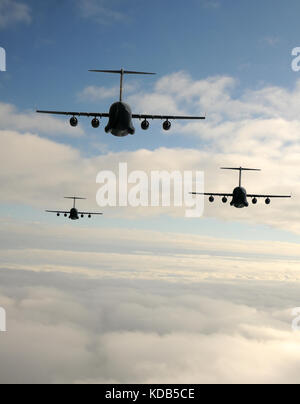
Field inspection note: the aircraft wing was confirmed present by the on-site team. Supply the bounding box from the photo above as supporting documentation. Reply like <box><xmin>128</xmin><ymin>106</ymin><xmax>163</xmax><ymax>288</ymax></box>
<box><xmin>36</xmin><ymin>111</ymin><xmax>205</xmax><ymax>120</ymax></box>
<box><xmin>77</xmin><ymin>212</ymin><xmax>103</xmax><ymax>216</ymax></box>
<box><xmin>247</xmin><ymin>194</ymin><xmax>291</xmax><ymax>199</ymax></box>
<box><xmin>36</xmin><ymin>110</ymin><xmax>109</xmax><ymax>117</ymax></box>
<box><xmin>46</xmin><ymin>210</ymin><xmax>70</xmax><ymax>214</ymax></box>
<box><xmin>190</xmin><ymin>193</ymin><xmax>233</xmax><ymax>197</ymax></box>
<box><xmin>132</xmin><ymin>114</ymin><xmax>205</xmax><ymax>120</ymax></box>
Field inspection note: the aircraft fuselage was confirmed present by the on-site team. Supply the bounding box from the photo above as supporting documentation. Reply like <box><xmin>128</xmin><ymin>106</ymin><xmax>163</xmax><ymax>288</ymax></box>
<box><xmin>231</xmin><ymin>187</ymin><xmax>249</xmax><ymax>208</ymax></box>
<box><xmin>105</xmin><ymin>102</ymin><xmax>135</xmax><ymax>137</ymax></box>
<box><xmin>69</xmin><ymin>208</ymin><xmax>79</xmax><ymax>220</ymax></box>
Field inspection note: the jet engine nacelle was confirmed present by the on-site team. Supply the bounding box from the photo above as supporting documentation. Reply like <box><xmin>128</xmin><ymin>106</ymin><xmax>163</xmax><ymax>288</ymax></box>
<box><xmin>222</xmin><ymin>196</ymin><xmax>228</xmax><ymax>204</ymax></box>
<box><xmin>252</xmin><ymin>198</ymin><xmax>258</xmax><ymax>204</ymax></box>
<box><xmin>141</xmin><ymin>120</ymin><xmax>150</xmax><ymax>130</ymax></box>
<box><xmin>265</xmin><ymin>198</ymin><xmax>271</xmax><ymax>205</ymax></box>
<box><xmin>163</xmin><ymin>120</ymin><xmax>171</xmax><ymax>131</ymax></box>
<box><xmin>91</xmin><ymin>118</ymin><xmax>100</xmax><ymax>128</ymax></box>
<box><xmin>209</xmin><ymin>196</ymin><xmax>215</xmax><ymax>203</ymax></box>
<box><xmin>70</xmin><ymin>116</ymin><xmax>78</xmax><ymax>127</ymax></box>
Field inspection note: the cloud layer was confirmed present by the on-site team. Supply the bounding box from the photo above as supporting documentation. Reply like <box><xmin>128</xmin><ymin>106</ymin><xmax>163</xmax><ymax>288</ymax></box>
<box><xmin>1</xmin><ymin>263</ymin><xmax>300</xmax><ymax>384</ymax></box>
<box><xmin>0</xmin><ymin>103</ymin><xmax>84</xmax><ymax>136</ymax></box>
<box><xmin>0</xmin><ymin>217</ymin><xmax>299</xmax><ymax>384</ymax></box>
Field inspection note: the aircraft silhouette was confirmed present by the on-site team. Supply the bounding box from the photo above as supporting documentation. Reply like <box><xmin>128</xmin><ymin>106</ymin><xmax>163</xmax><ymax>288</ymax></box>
<box><xmin>46</xmin><ymin>197</ymin><xmax>103</xmax><ymax>220</ymax></box>
<box><xmin>191</xmin><ymin>167</ymin><xmax>291</xmax><ymax>208</ymax></box>
<box><xmin>37</xmin><ymin>69</ymin><xmax>205</xmax><ymax>137</ymax></box>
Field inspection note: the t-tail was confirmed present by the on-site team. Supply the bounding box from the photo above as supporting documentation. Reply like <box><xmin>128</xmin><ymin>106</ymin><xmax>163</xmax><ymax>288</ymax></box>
<box><xmin>64</xmin><ymin>196</ymin><xmax>86</xmax><ymax>209</ymax></box>
<box><xmin>88</xmin><ymin>68</ymin><xmax>156</xmax><ymax>102</ymax></box>
<box><xmin>221</xmin><ymin>167</ymin><xmax>261</xmax><ymax>187</ymax></box>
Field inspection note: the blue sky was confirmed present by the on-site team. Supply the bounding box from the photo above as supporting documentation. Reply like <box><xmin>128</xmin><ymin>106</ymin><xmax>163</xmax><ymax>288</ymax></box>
<box><xmin>1</xmin><ymin>0</ymin><xmax>299</xmax><ymax>105</ymax></box>
<box><xmin>2</xmin><ymin>0</ymin><xmax>300</xmax><ymax>104</ymax></box>
<box><xmin>1</xmin><ymin>0</ymin><xmax>298</xmax><ymax>105</ymax></box>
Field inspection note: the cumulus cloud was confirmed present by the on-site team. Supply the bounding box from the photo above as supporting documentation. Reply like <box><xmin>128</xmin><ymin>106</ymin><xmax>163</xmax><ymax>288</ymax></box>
<box><xmin>0</xmin><ymin>129</ymin><xmax>116</xmax><ymax>213</ymax></box>
<box><xmin>129</xmin><ymin>71</ymin><xmax>300</xmax><ymax>123</ymax></box>
<box><xmin>0</xmin><ymin>0</ymin><xmax>31</xmax><ymax>29</ymax></box>
<box><xmin>125</xmin><ymin>72</ymin><xmax>300</xmax><ymax>233</ymax></box>
<box><xmin>0</xmin><ymin>103</ymin><xmax>84</xmax><ymax>136</ymax></box>
<box><xmin>0</xmin><ymin>127</ymin><xmax>297</xmax><ymax>233</ymax></box>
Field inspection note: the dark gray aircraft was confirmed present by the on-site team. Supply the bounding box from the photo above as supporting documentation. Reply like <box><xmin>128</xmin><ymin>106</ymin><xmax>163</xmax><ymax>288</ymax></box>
<box><xmin>37</xmin><ymin>69</ymin><xmax>205</xmax><ymax>137</ymax></box>
<box><xmin>191</xmin><ymin>167</ymin><xmax>291</xmax><ymax>208</ymax></box>
<box><xmin>46</xmin><ymin>197</ymin><xmax>103</xmax><ymax>220</ymax></box>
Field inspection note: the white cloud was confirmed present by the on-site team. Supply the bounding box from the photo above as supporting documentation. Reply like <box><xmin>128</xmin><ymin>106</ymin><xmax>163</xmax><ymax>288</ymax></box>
<box><xmin>0</xmin><ymin>128</ymin><xmax>297</xmax><ymax>233</ymax></box>
<box><xmin>0</xmin><ymin>0</ymin><xmax>31</xmax><ymax>29</ymax></box>
<box><xmin>132</xmin><ymin>71</ymin><xmax>300</xmax><ymax>122</ymax></box>
<box><xmin>0</xmin><ymin>129</ymin><xmax>296</xmax><ymax>232</ymax></box>
<box><xmin>78</xmin><ymin>83</ymin><xmax>137</xmax><ymax>102</ymax></box>
<box><xmin>1</xmin><ymin>218</ymin><xmax>300</xmax><ymax>283</ymax></box>
<box><xmin>0</xmin><ymin>103</ymin><xmax>84</xmax><ymax>136</ymax></box>
<box><xmin>0</xmin><ymin>262</ymin><xmax>300</xmax><ymax>383</ymax></box>
<box><xmin>79</xmin><ymin>85</ymin><xmax>118</xmax><ymax>101</ymax></box>
<box><xmin>0</xmin><ymin>130</ymin><xmax>91</xmax><ymax>206</ymax></box>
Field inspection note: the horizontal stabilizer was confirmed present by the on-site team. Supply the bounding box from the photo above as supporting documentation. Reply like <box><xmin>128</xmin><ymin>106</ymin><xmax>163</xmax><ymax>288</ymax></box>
<box><xmin>221</xmin><ymin>167</ymin><xmax>261</xmax><ymax>172</ymax></box>
<box><xmin>89</xmin><ymin>69</ymin><xmax>156</xmax><ymax>75</ymax></box>
<box><xmin>64</xmin><ymin>197</ymin><xmax>86</xmax><ymax>200</ymax></box>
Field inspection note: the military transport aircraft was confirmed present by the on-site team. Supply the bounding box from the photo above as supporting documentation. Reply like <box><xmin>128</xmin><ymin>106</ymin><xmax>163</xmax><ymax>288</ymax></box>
<box><xmin>46</xmin><ymin>197</ymin><xmax>103</xmax><ymax>220</ymax></box>
<box><xmin>37</xmin><ymin>69</ymin><xmax>206</xmax><ymax>137</ymax></box>
<box><xmin>191</xmin><ymin>167</ymin><xmax>291</xmax><ymax>208</ymax></box>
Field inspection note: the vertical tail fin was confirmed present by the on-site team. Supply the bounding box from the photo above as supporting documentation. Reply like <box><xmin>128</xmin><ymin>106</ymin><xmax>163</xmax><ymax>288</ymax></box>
<box><xmin>89</xmin><ymin>69</ymin><xmax>156</xmax><ymax>101</ymax></box>
<box><xmin>64</xmin><ymin>197</ymin><xmax>86</xmax><ymax>209</ymax></box>
<box><xmin>221</xmin><ymin>167</ymin><xmax>261</xmax><ymax>187</ymax></box>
